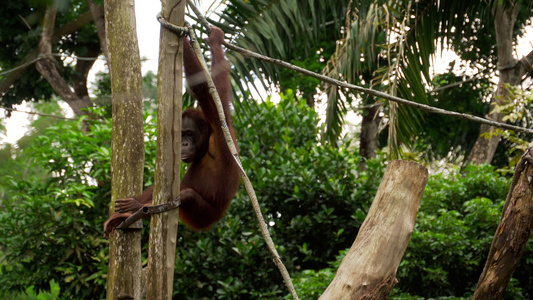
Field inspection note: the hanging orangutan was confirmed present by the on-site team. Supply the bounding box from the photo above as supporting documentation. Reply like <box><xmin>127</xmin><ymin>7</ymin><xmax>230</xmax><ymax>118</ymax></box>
<box><xmin>104</xmin><ymin>26</ymin><xmax>240</xmax><ymax>238</ymax></box>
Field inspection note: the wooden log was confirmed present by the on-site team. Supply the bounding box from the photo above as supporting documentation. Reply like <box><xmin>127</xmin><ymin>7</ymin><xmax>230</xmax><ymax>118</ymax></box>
<box><xmin>474</xmin><ymin>153</ymin><xmax>533</xmax><ymax>300</ymax></box>
<box><xmin>320</xmin><ymin>160</ymin><xmax>428</xmax><ymax>300</ymax></box>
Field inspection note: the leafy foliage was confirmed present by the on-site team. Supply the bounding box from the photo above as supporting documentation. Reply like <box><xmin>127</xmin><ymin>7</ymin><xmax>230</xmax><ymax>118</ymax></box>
<box><xmin>235</xmin><ymin>94</ymin><xmax>379</xmax><ymax>270</ymax></box>
<box><xmin>217</xmin><ymin>0</ymin><xmax>347</xmax><ymax>106</ymax></box>
<box><xmin>0</xmin><ymin>109</ymin><xmax>111</xmax><ymax>298</ymax></box>
<box><xmin>397</xmin><ymin>164</ymin><xmax>533</xmax><ymax>299</ymax></box>
<box><xmin>288</xmin><ymin>164</ymin><xmax>533</xmax><ymax>299</ymax></box>
<box><xmin>396</xmin><ymin>164</ymin><xmax>510</xmax><ymax>297</ymax></box>
<box><xmin>407</xmin><ymin>70</ymin><xmax>491</xmax><ymax>162</ymax></box>
<box><xmin>0</xmin><ymin>101</ymin><xmax>66</xmax><ymax>201</ymax></box>
<box><xmin>489</xmin><ymin>88</ymin><xmax>533</xmax><ymax>168</ymax></box>
<box><xmin>217</xmin><ymin>0</ymin><xmax>533</xmax><ymax>159</ymax></box>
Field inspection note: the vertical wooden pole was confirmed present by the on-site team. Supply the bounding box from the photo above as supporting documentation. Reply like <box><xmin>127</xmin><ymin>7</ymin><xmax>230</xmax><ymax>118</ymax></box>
<box><xmin>105</xmin><ymin>0</ymin><xmax>144</xmax><ymax>299</ymax></box>
<box><xmin>146</xmin><ymin>0</ymin><xmax>185</xmax><ymax>298</ymax></box>
<box><xmin>320</xmin><ymin>160</ymin><xmax>428</xmax><ymax>300</ymax></box>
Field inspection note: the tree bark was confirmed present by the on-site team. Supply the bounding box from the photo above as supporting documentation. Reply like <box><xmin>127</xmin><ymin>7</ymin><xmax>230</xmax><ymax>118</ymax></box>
<box><xmin>73</xmin><ymin>44</ymin><xmax>100</xmax><ymax>99</ymax></box>
<box><xmin>105</xmin><ymin>0</ymin><xmax>145</xmax><ymax>299</ymax></box>
<box><xmin>467</xmin><ymin>3</ymin><xmax>528</xmax><ymax>165</ymax></box>
<box><xmin>145</xmin><ymin>0</ymin><xmax>185</xmax><ymax>298</ymax></box>
<box><xmin>359</xmin><ymin>101</ymin><xmax>381</xmax><ymax>170</ymax></box>
<box><xmin>305</xmin><ymin>92</ymin><xmax>315</xmax><ymax>108</ymax></box>
<box><xmin>320</xmin><ymin>160</ymin><xmax>428</xmax><ymax>300</ymax></box>
<box><xmin>474</xmin><ymin>150</ymin><xmax>533</xmax><ymax>299</ymax></box>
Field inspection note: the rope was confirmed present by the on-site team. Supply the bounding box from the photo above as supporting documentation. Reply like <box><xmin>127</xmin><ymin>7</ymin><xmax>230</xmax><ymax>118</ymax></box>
<box><xmin>156</xmin><ymin>13</ymin><xmax>189</xmax><ymax>36</ymax></box>
<box><xmin>0</xmin><ymin>53</ymin><xmax>105</xmax><ymax>76</ymax></box>
<box><xmin>1</xmin><ymin>106</ymin><xmax>77</xmax><ymax>120</ymax></box>
<box><xmin>222</xmin><ymin>42</ymin><xmax>533</xmax><ymax>135</ymax></box>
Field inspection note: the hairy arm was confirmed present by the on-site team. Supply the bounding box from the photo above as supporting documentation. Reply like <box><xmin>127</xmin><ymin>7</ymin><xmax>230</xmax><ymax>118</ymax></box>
<box><xmin>206</xmin><ymin>27</ymin><xmax>232</xmax><ymax>121</ymax></box>
<box><xmin>183</xmin><ymin>27</ymin><xmax>231</xmax><ymax>125</ymax></box>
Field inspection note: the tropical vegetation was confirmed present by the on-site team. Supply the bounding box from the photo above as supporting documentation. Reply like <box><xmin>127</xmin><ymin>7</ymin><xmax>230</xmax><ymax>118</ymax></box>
<box><xmin>0</xmin><ymin>0</ymin><xmax>533</xmax><ymax>298</ymax></box>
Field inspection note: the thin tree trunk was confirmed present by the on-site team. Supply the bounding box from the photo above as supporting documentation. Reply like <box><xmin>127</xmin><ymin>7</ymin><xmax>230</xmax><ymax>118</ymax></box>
<box><xmin>145</xmin><ymin>0</ymin><xmax>185</xmax><ymax>298</ymax></box>
<box><xmin>73</xmin><ymin>44</ymin><xmax>100</xmax><ymax>99</ymax></box>
<box><xmin>359</xmin><ymin>101</ymin><xmax>381</xmax><ymax>170</ymax></box>
<box><xmin>320</xmin><ymin>160</ymin><xmax>428</xmax><ymax>299</ymax></box>
<box><xmin>467</xmin><ymin>3</ymin><xmax>522</xmax><ymax>165</ymax></box>
<box><xmin>305</xmin><ymin>92</ymin><xmax>315</xmax><ymax>108</ymax></box>
<box><xmin>105</xmin><ymin>0</ymin><xmax>145</xmax><ymax>298</ymax></box>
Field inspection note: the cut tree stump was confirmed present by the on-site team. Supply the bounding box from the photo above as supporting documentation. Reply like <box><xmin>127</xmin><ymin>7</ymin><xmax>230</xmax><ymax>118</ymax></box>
<box><xmin>320</xmin><ymin>160</ymin><xmax>428</xmax><ymax>300</ymax></box>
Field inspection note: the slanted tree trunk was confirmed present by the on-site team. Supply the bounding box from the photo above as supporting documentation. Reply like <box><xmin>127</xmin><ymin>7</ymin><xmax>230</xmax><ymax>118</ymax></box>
<box><xmin>474</xmin><ymin>149</ymin><xmax>533</xmax><ymax>299</ymax></box>
<box><xmin>0</xmin><ymin>8</ymin><xmax>96</xmax><ymax>100</ymax></box>
<box><xmin>467</xmin><ymin>3</ymin><xmax>529</xmax><ymax>165</ymax></box>
<box><xmin>35</xmin><ymin>4</ymin><xmax>93</xmax><ymax>117</ymax></box>
<box><xmin>320</xmin><ymin>160</ymin><xmax>428</xmax><ymax>299</ymax></box>
<box><xmin>145</xmin><ymin>0</ymin><xmax>185</xmax><ymax>298</ymax></box>
<box><xmin>105</xmin><ymin>0</ymin><xmax>145</xmax><ymax>299</ymax></box>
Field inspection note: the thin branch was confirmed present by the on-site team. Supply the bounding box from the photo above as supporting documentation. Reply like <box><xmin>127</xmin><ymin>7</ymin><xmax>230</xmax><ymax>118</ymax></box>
<box><xmin>186</xmin><ymin>0</ymin><xmax>211</xmax><ymax>33</ymax></box>
<box><xmin>1</xmin><ymin>106</ymin><xmax>77</xmax><ymax>120</ymax></box>
<box><xmin>35</xmin><ymin>5</ymin><xmax>92</xmax><ymax>117</ymax></box>
<box><xmin>223</xmin><ymin>42</ymin><xmax>533</xmax><ymax>135</ymax></box>
<box><xmin>86</xmin><ymin>0</ymin><xmax>109</xmax><ymax>59</ymax></box>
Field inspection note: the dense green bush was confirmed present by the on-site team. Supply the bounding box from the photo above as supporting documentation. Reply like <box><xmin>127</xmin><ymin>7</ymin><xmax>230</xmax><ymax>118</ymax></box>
<box><xmin>0</xmin><ymin>111</ymin><xmax>111</xmax><ymax>298</ymax></box>
<box><xmin>396</xmin><ymin>164</ymin><xmax>509</xmax><ymax>297</ymax></box>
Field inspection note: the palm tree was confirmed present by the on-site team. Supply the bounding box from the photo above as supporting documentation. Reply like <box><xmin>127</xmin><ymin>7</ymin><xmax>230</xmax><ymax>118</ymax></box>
<box><xmin>214</xmin><ymin>0</ymin><xmax>533</xmax><ymax>165</ymax></box>
<box><xmin>466</xmin><ymin>2</ymin><xmax>533</xmax><ymax>164</ymax></box>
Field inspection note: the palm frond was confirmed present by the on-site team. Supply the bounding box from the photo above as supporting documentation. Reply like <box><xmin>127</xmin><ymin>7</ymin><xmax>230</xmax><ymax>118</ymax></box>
<box><xmin>217</xmin><ymin>0</ymin><xmax>349</xmax><ymax>103</ymax></box>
